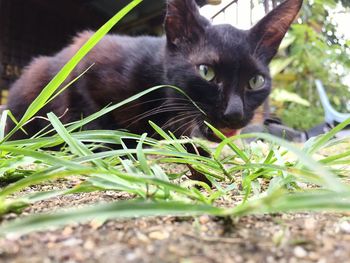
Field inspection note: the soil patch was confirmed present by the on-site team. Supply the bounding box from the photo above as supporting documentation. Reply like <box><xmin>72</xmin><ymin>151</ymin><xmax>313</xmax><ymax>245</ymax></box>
<box><xmin>1</xmin><ymin>183</ymin><xmax>350</xmax><ymax>263</ymax></box>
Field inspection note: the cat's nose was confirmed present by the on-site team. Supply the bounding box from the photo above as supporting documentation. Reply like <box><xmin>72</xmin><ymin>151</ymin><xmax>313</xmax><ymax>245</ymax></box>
<box><xmin>223</xmin><ymin>96</ymin><xmax>244</xmax><ymax>124</ymax></box>
<box><xmin>223</xmin><ymin>108</ymin><xmax>244</xmax><ymax>123</ymax></box>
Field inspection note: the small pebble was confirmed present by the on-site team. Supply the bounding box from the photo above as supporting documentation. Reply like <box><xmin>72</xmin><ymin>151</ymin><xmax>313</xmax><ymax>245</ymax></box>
<box><xmin>5</xmin><ymin>233</ymin><xmax>21</xmax><ymax>241</ymax></box>
<box><xmin>294</xmin><ymin>246</ymin><xmax>308</xmax><ymax>258</ymax></box>
<box><xmin>304</xmin><ymin>218</ymin><xmax>317</xmax><ymax>230</ymax></box>
<box><xmin>62</xmin><ymin>227</ymin><xmax>73</xmax><ymax>236</ymax></box>
<box><xmin>149</xmin><ymin>231</ymin><xmax>169</xmax><ymax>240</ymax></box>
<box><xmin>89</xmin><ymin>219</ymin><xmax>104</xmax><ymax>230</ymax></box>
<box><xmin>126</xmin><ymin>252</ymin><xmax>138</xmax><ymax>261</ymax></box>
<box><xmin>201</xmin><ymin>225</ymin><xmax>209</xmax><ymax>232</ymax></box>
<box><xmin>61</xmin><ymin>238</ymin><xmax>83</xmax><ymax>247</ymax></box>
<box><xmin>339</xmin><ymin>221</ymin><xmax>350</xmax><ymax>234</ymax></box>
<box><xmin>199</xmin><ymin>215</ymin><xmax>210</xmax><ymax>224</ymax></box>
<box><xmin>309</xmin><ymin>251</ymin><xmax>320</xmax><ymax>260</ymax></box>
<box><xmin>136</xmin><ymin>232</ymin><xmax>150</xmax><ymax>243</ymax></box>
<box><xmin>83</xmin><ymin>239</ymin><xmax>95</xmax><ymax>250</ymax></box>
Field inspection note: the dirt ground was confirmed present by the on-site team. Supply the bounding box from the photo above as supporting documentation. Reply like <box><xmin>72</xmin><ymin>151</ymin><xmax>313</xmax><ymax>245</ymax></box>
<box><xmin>1</xmin><ymin>182</ymin><xmax>350</xmax><ymax>263</ymax></box>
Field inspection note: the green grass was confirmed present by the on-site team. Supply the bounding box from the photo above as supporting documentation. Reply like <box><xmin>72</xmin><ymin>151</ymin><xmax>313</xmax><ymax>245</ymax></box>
<box><xmin>1</xmin><ymin>0</ymin><xmax>350</xmax><ymax>235</ymax></box>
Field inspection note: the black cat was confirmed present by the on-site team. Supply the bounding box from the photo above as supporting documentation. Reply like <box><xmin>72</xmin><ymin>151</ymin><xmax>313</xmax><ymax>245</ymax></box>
<box><xmin>6</xmin><ymin>0</ymin><xmax>303</xmax><ymax>142</ymax></box>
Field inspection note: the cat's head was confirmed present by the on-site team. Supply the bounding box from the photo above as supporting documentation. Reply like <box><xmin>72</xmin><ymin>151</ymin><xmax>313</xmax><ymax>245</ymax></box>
<box><xmin>163</xmin><ymin>0</ymin><xmax>302</xmax><ymax>141</ymax></box>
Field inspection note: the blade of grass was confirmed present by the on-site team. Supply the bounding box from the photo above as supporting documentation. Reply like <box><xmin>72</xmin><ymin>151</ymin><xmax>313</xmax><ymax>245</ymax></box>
<box><xmin>304</xmin><ymin>117</ymin><xmax>350</xmax><ymax>154</ymax></box>
<box><xmin>231</xmin><ymin>190</ymin><xmax>350</xmax><ymax>216</ymax></box>
<box><xmin>136</xmin><ymin>133</ymin><xmax>152</xmax><ymax>175</ymax></box>
<box><xmin>320</xmin><ymin>150</ymin><xmax>350</xmax><ymax>165</ymax></box>
<box><xmin>149</xmin><ymin>121</ymin><xmax>187</xmax><ymax>153</ymax></box>
<box><xmin>0</xmin><ymin>200</ymin><xmax>226</xmax><ymax>235</ymax></box>
<box><xmin>206</xmin><ymin>122</ymin><xmax>249</xmax><ymax>162</ymax></box>
<box><xmin>0</xmin><ymin>146</ymin><xmax>84</xmax><ymax>170</ymax></box>
<box><xmin>218</xmin><ymin>132</ymin><xmax>349</xmax><ymax>192</ymax></box>
<box><xmin>47</xmin><ymin>113</ymin><xmax>106</xmax><ymax>169</ymax></box>
<box><xmin>45</xmin><ymin>64</ymin><xmax>95</xmax><ymax>105</ymax></box>
<box><xmin>0</xmin><ymin>110</ymin><xmax>9</xmax><ymax>140</ymax></box>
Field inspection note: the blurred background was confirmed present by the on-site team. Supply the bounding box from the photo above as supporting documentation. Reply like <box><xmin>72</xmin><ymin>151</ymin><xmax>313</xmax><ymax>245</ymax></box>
<box><xmin>0</xmin><ymin>0</ymin><xmax>349</xmax><ymax>130</ymax></box>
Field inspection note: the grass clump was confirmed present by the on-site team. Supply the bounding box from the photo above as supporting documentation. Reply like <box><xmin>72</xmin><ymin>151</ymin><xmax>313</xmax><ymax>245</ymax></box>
<box><xmin>1</xmin><ymin>0</ymin><xmax>350</xmax><ymax>235</ymax></box>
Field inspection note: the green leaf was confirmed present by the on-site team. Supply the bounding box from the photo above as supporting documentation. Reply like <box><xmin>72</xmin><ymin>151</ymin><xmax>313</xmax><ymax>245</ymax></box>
<box><xmin>271</xmin><ymin>89</ymin><xmax>310</xmax><ymax>106</ymax></box>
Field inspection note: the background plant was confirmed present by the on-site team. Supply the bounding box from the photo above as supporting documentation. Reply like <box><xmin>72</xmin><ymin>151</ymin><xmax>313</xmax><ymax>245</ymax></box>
<box><xmin>269</xmin><ymin>0</ymin><xmax>350</xmax><ymax>130</ymax></box>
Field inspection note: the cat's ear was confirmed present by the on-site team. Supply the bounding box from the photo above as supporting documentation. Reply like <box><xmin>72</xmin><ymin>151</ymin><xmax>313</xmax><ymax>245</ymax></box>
<box><xmin>165</xmin><ymin>0</ymin><xmax>210</xmax><ymax>47</ymax></box>
<box><xmin>249</xmin><ymin>0</ymin><xmax>303</xmax><ymax>63</ymax></box>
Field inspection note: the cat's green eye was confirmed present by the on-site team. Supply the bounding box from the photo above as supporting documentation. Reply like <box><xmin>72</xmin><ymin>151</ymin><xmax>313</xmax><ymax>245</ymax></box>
<box><xmin>198</xmin><ymin>65</ymin><xmax>215</xmax><ymax>82</ymax></box>
<box><xmin>248</xmin><ymin>75</ymin><xmax>265</xmax><ymax>90</ymax></box>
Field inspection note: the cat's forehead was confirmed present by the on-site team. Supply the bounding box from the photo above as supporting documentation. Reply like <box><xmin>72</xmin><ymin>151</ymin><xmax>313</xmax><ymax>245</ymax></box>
<box><xmin>209</xmin><ymin>24</ymin><xmax>247</xmax><ymax>42</ymax></box>
<box><xmin>192</xmin><ymin>24</ymin><xmax>251</xmax><ymax>64</ymax></box>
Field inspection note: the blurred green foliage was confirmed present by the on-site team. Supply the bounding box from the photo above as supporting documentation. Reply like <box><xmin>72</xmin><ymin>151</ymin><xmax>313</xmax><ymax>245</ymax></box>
<box><xmin>270</xmin><ymin>0</ymin><xmax>350</xmax><ymax>130</ymax></box>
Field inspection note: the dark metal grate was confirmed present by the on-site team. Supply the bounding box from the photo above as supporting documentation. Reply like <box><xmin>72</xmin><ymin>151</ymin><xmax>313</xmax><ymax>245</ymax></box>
<box><xmin>0</xmin><ymin>0</ymin><xmax>85</xmax><ymax>103</ymax></box>
<box><xmin>0</xmin><ymin>0</ymin><xmax>167</xmax><ymax>105</ymax></box>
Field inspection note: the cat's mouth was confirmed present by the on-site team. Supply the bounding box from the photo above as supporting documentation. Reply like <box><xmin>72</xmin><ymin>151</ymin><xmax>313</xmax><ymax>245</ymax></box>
<box><xmin>200</xmin><ymin>126</ymin><xmax>239</xmax><ymax>142</ymax></box>
<box><xmin>219</xmin><ymin>128</ymin><xmax>238</xmax><ymax>138</ymax></box>
<box><xmin>190</xmin><ymin>119</ymin><xmax>248</xmax><ymax>142</ymax></box>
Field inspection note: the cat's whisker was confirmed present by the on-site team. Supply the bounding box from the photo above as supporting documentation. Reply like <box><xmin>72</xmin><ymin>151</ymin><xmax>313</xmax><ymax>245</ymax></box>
<box><xmin>128</xmin><ymin>104</ymin><xmax>194</xmax><ymax>123</ymax></box>
<box><xmin>181</xmin><ymin>116</ymin><xmax>203</xmax><ymax>138</ymax></box>
<box><xmin>175</xmin><ymin>120</ymin><xmax>198</xmax><ymax>138</ymax></box>
<box><xmin>149</xmin><ymin>110</ymin><xmax>201</xmax><ymax>138</ymax></box>
<box><xmin>149</xmin><ymin>111</ymin><xmax>200</xmax><ymax>137</ymax></box>
<box><xmin>120</xmin><ymin>97</ymin><xmax>193</xmax><ymax>111</ymax></box>
<box><xmin>171</xmin><ymin>113</ymin><xmax>202</xmax><ymax>137</ymax></box>
<box><xmin>120</xmin><ymin>102</ymin><xmax>193</xmax><ymax>124</ymax></box>
<box><xmin>124</xmin><ymin>105</ymin><xmax>195</xmax><ymax>128</ymax></box>
<box><xmin>160</xmin><ymin>109</ymin><xmax>202</xmax><ymax>127</ymax></box>
<box><xmin>160</xmin><ymin>112</ymin><xmax>199</xmax><ymax>132</ymax></box>
<box><xmin>118</xmin><ymin>98</ymin><xmax>168</xmax><ymax>111</ymax></box>
<box><xmin>180</xmin><ymin>120</ymin><xmax>197</xmax><ymax>138</ymax></box>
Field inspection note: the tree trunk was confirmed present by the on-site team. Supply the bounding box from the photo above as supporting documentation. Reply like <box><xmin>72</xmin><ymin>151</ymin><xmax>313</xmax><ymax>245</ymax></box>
<box><xmin>272</xmin><ymin>0</ymin><xmax>277</xmax><ymax>8</ymax></box>
<box><xmin>264</xmin><ymin>0</ymin><xmax>270</xmax><ymax>13</ymax></box>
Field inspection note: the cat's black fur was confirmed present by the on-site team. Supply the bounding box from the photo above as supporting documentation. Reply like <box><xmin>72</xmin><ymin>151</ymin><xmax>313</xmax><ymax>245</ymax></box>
<box><xmin>6</xmin><ymin>0</ymin><xmax>302</xmax><ymax>142</ymax></box>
